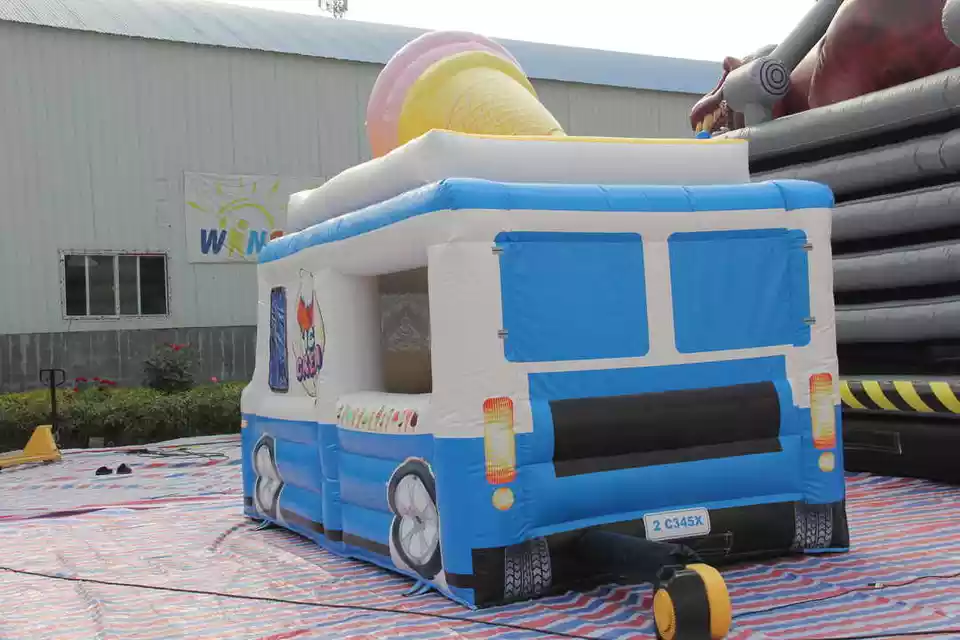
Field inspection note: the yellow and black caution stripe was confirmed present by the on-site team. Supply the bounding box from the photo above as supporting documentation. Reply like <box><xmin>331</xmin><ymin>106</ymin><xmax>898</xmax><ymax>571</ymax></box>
<box><xmin>840</xmin><ymin>378</ymin><xmax>960</xmax><ymax>416</ymax></box>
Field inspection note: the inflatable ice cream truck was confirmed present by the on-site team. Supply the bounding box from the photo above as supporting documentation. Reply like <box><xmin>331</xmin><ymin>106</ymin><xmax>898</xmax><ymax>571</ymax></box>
<box><xmin>241</xmin><ymin>30</ymin><xmax>848</xmax><ymax>639</ymax></box>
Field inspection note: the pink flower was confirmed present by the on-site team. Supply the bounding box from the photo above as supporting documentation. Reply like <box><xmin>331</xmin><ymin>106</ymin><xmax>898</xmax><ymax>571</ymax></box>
<box><xmin>211</xmin><ymin>377</ymin><xmax>219</xmax><ymax>383</ymax></box>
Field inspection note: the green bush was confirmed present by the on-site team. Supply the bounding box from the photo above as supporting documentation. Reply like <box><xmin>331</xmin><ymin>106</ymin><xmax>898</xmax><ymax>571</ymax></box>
<box><xmin>144</xmin><ymin>343</ymin><xmax>196</xmax><ymax>392</ymax></box>
<box><xmin>0</xmin><ymin>382</ymin><xmax>244</xmax><ymax>453</ymax></box>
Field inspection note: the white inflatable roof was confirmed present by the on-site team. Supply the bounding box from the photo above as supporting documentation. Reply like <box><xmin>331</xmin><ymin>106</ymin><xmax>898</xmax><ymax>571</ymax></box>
<box><xmin>264</xmin><ymin>177</ymin><xmax>833</xmax><ymax>277</ymax></box>
<box><xmin>288</xmin><ymin>130</ymin><xmax>750</xmax><ymax>231</ymax></box>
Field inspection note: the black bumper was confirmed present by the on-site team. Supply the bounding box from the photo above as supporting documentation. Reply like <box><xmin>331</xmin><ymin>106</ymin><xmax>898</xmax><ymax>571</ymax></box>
<box><xmin>456</xmin><ymin>499</ymin><xmax>849</xmax><ymax>608</ymax></box>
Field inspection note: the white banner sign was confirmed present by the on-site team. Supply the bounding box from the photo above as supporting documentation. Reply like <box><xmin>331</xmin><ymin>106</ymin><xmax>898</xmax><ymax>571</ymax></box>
<box><xmin>184</xmin><ymin>172</ymin><xmax>323</xmax><ymax>264</ymax></box>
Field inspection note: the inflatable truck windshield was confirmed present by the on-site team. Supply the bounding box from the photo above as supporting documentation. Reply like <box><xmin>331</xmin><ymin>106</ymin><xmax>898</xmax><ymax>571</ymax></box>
<box><xmin>241</xmin><ymin>30</ymin><xmax>849</xmax><ymax>623</ymax></box>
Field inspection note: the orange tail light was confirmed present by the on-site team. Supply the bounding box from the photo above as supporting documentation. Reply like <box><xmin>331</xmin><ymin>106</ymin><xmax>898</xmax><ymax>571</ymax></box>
<box><xmin>483</xmin><ymin>397</ymin><xmax>517</xmax><ymax>484</ymax></box>
<box><xmin>810</xmin><ymin>373</ymin><xmax>837</xmax><ymax>450</ymax></box>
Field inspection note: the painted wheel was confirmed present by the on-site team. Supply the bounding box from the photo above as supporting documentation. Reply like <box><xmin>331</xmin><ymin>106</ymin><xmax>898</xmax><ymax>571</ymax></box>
<box><xmin>388</xmin><ymin>459</ymin><xmax>443</xmax><ymax>579</ymax></box>
<box><xmin>793</xmin><ymin>503</ymin><xmax>833</xmax><ymax>550</ymax></box>
<box><xmin>503</xmin><ymin>538</ymin><xmax>552</xmax><ymax>602</ymax></box>
<box><xmin>252</xmin><ymin>435</ymin><xmax>283</xmax><ymax>520</ymax></box>
<box><xmin>654</xmin><ymin>564</ymin><xmax>731</xmax><ymax>640</ymax></box>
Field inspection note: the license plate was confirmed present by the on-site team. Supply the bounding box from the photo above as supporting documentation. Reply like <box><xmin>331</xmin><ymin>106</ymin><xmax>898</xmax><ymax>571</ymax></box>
<box><xmin>643</xmin><ymin>507</ymin><xmax>711</xmax><ymax>541</ymax></box>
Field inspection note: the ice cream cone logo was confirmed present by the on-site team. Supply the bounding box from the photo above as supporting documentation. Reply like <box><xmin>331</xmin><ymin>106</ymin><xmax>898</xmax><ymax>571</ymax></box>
<box><xmin>375</xmin><ymin>406</ymin><xmax>386</xmax><ymax>431</ymax></box>
<box><xmin>292</xmin><ymin>270</ymin><xmax>325</xmax><ymax>397</ymax></box>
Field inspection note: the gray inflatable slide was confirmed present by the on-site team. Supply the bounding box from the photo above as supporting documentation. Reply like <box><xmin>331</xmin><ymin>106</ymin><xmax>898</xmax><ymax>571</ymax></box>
<box><xmin>711</xmin><ymin>0</ymin><xmax>960</xmax><ymax>483</ymax></box>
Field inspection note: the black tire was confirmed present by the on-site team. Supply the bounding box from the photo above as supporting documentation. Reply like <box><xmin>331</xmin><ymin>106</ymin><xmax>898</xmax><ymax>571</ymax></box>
<box><xmin>387</xmin><ymin>458</ymin><xmax>443</xmax><ymax>580</ymax></box>
<box><xmin>503</xmin><ymin>538</ymin><xmax>552</xmax><ymax>602</ymax></box>
<box><xmin>387</xmin><ymin>458</ymin><xmax>434</xmax><ymax>514</ymax></box>
<box><xmin>793</xmin><ymin>503</ymin><xmax>834</xmax><ymax>550</ymax></box>
<box><xmin>252</xmin><ymin>435</ymin><xmax>282</xmax><ymax>520</ymax></box>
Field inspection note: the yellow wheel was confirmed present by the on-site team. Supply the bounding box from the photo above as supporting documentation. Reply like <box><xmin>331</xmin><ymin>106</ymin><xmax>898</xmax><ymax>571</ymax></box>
<box><xmin>653</xmin><ymin>588</ymin><xmax>678</xmax><ymax>640</ymax></box>
<box><xmin>688</xmin><ymin>564</ymin><xmax>732</xmax><ymax>639</ymax></box>
<box><xmin>653</xmin><ymin>564</ymin><xmax>731</xmax><ymax>640</ymax></box>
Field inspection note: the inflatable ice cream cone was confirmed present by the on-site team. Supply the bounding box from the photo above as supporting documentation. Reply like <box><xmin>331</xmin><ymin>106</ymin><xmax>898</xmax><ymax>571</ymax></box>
<box><xmin>367</xmin><ymin>31</ymin><xmax>565</xmax><ymax>157</ymax></box>
<box><xmin>397</xmin><ymin>50</ymin><xmax>565</xmax><ymax>147</ymax></box>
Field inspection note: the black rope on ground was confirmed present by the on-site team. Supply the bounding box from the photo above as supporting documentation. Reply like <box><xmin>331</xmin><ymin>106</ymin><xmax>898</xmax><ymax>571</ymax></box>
<box><xmin>1</xmin><ymin>565</ymin><xmax>959</xmax><ymax>639</ymax></box>
<box><xmin>733</xmin><ymin>571</ymin><xmax>960</xmax><ymax>619</ymax></box>
<box><xmin>125</xmin><ymin>447</ymin><xmax>228</xmax><ymax>461</ymax></box>
<box><xmin>208</xmin><ymin>522</ymin><xmax>249</xmax><ymax>552</ymax></box>
<box><xmin>0</xmin><ymin>566</ymin><xmax>593</xmax><ymax>639</ymax></box>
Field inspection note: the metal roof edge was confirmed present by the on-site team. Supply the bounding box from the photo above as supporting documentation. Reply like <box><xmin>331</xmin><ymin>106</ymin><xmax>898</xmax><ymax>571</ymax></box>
<box><xmin>0</xmin><ymin>0</ymin><xmax>721</xmax><ymax>94</ymax></box>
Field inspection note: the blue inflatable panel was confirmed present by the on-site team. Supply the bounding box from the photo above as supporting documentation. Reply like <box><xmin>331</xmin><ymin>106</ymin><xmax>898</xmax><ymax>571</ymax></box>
<box><xmin>670</xmin><ymin>229</ymin><xmax>813</xmax><ymax>352</ymax></box>
<box><xmin>496</xmin><ymin>232</ymin><xmax>649</xmax><ymax>362</ymax></box>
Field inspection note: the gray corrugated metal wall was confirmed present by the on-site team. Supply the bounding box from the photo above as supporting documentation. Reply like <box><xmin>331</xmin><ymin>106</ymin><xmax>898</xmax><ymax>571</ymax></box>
<box><xmin>534</xmin><ymin>80</ymin><xmax>699</xmax><ymax>140</ymax></box>
<box><xmin>0</xmin><ymin>326</ymin><xmax>257</xmax><ymax>391</ymax></box>
<box><xmin>0</xmin><ymin>22</ymin><xmax>373</xmax><ymax>337</ymax></box>
<box><xmin>0</xmin><ymin>21</ymin><xmax>702</xmax><ymax>389</ymax></box>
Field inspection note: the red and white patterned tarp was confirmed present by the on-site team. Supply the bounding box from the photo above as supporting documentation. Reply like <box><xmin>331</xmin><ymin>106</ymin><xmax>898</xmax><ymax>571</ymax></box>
<box><xmin>0</xmin><ymin>436</ymin><xmax>957</xmax><ymax>639</ymax></box>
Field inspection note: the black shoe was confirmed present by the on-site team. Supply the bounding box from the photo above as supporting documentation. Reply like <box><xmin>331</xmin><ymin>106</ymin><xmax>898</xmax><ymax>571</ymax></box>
<box><xmin>95</xmin><ymin>466</ymin><xmax>112</xmax><ymax>476</ymax></box>
<box><xmin>117</xmin><ymin>463</ymin><xmax>132</xmax><ymax>475</ymax></box>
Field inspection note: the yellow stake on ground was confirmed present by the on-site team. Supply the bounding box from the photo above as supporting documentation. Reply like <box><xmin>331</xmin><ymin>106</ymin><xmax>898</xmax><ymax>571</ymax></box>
<box><xmin>0</xmin><ymin>425</ymin><xmax>62</xmax><ymax>469</ymax></box>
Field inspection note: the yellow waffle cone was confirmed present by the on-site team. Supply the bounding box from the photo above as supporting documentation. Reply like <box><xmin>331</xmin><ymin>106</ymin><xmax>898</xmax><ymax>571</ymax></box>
<box><xmin>397</xmin><ymin>50</ymin><xmax>565</xmax><ymax>145</ymax></box>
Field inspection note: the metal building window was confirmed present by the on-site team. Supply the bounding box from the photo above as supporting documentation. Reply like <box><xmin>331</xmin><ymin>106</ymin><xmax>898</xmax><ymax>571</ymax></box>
<box><xmin>62</xmin><ymin>253</ymin><xmax>169</xmax><ymax>318</ymax></box>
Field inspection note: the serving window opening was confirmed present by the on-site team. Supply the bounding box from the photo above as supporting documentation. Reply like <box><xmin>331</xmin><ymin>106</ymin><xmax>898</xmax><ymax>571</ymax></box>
<box><xmin>379</xmin><ymin>267</ymin><xmax>432</xmax><ymax>394</ymax></box>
